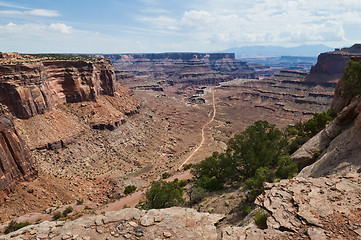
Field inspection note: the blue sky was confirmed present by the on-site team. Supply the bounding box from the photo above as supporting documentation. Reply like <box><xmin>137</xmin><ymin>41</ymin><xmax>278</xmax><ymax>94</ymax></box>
<box><xmin>0</xmin><ymin>0</ymin><xmax>360</xmax><ymax>53</ymax></box>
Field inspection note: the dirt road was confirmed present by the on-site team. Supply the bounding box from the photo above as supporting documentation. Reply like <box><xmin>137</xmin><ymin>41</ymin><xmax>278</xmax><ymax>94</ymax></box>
<box><xmin>99</xmin><ymin>90</ymin><xmax>217</xmax><ymax>211</ymax></box>
<box><xmin>178</xmin><ymin>89</ymin><xmax>216</xmax><ymax>170</ymax></box>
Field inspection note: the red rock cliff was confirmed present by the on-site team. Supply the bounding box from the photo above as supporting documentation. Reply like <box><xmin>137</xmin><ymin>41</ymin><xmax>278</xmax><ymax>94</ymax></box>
<box><xmin>305</xmin><ymin>44</ymin><xmax>361</xmax><ymax>85</ymax></box>
<box><xmin>0</xmin><ymin>105</ymin><xmax>37</xmax><ymax>202</ymax></box>
<box><xmin>0</xmin><ymin>59</ymin><xmax>116</xmax><ymax>119</ymax></box>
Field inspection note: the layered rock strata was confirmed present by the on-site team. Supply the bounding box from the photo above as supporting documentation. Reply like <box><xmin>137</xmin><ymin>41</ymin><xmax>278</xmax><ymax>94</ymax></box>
<box><xmin>106</xmin><ymin>53</ymin><xmax>255</xmax><ymax>89</ymax></box>
<box><xmin>214</xmin><ymin>70</ymin><xmax>334</xmax><ymax>128</ymax></box>
<box><xmin>0</xmin><ymin>105</ymin><xmax>37</xmax><ymax>203</ymax></box>
<box><xmin>305</xmin><ymin>43</ymin><xmax>361</xmax><ymax>85</ymax></box>
<box><xmin>0</xmin><ymin>59</ymin><xmax>116</xmax><ymax>119</ymax></box>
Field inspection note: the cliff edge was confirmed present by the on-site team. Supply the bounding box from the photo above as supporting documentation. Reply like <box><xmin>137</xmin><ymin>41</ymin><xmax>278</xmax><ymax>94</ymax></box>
<box><xmin>305</xmin><ymin>43</ymin><xmax>361</xmax><ymax>85</ymax></box>
<box><xmin>0</xmin><ymin>105</ymin><xmax>37</xmax><ymax>204</ymax></box>
<box><xmin>0</xmin><ymin>58</ymin><xmax>116</xmax><ymax>119</ymax></box>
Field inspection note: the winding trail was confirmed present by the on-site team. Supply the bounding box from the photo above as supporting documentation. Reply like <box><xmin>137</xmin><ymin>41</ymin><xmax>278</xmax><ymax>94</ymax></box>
<box><xmin>12</xmin><ymin>89</ymin><xmax>220</xmax><ymax>221</ymax></box>
<box><xmin>178</xmin><ymin>89</ymin><xmax>216</xmax><ymax>170</ymax></box>
<box><xmin>97</xmin><ymin>90</ymin><xmax>217</xmax><ymax>212</ymax></box>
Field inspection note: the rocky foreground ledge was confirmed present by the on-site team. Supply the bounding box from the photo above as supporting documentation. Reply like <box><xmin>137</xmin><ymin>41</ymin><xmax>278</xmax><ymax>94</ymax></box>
<box><xmin>1</xmin><ymin>207</ymin><xmax>224</xmax><ymax>240</ymax></box>
<box><xmin>3</xmin><ymin>173</ymin><xmax>361</xmax><ymax>240</ymax></box>
<box><xmin>223</xmin><ymin>173</ymin><xmax>361</xmax><ymax>240</ymax></box>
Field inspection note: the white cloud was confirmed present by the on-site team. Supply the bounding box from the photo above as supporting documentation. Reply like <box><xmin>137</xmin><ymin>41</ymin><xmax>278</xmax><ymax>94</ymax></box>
<box><xmin>0</xmin><ymin>10</ymin><xmax>23</xmax><ymax>15</ymax></box>
<box><xmin>0</xmin><ymin>22</ymin><xmax>72</xmax><ymax>35</ymax></box>
<box><xmin>49</xmin><ymin>23</ymin><xmax>72</xmax><ymax>34</ymax></box>
<box><xmin>0</xmin><ymin>9</ymin><xmax>59</xmax><ymax>17</ymax></box>
<box><xmin>177</xmin><ymin>0</ymin><xmax>361</xmax><ymax>46</ymax></box>
<box><xmin>26</xmin><ymin>9</ymin><xmax>60</xmax><ymax>17</ymax></box>
<box><xmin>0</xmin><ymin>1</ymin><xmax>30</xmax><ymax>9</ymax></box>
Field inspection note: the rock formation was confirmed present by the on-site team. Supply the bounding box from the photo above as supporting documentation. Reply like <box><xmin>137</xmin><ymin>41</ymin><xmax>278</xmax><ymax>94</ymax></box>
<box><xmin>222</xmin><ymin>172</ymin><xmax>361</xmax><ymax>240</ymax></box>
<box><xmin>0</xmin><ymin>105</ymin><xmax>37</xmax><ymax>203</ymax></box>
<box><xmin>214</xmin><ymin>70</ymin><xmax>334</xmax><ymax>129</ymax></box>
<box><xmin>305</xmin><ymin>44</ymin><xmax>361</xmax><ymax>85</ymax></box>
<box><xmin>292</xmin><ymin>56</ymin><xmax>361</xmax><ymax>176</ymax></box>
<box><xmin>105</xmin><ymin>53</ymin><xmax>255</xmax><ymax>89</ymax></box>
<box><xmin>0</xmin><ymin>59</ymin><xmax>116</xmax><ymax>119</ymax></box>
<box><xmin>0</xmin><ymin>207</ymin><xmax>224</xmax><ymax>240</ymax></box>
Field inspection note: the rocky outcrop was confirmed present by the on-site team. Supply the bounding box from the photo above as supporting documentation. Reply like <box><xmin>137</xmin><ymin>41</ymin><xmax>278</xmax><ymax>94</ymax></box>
<box><xmin>0</xmin><ymin>59</ymin><xmax>116</xmax><ymax>119</ymax></box>
<box><xmin>223</xmin><ymin>173</ymin><xmax>361</xmax><ymax>240</ymax></box>
<box><xmin>3</xmin><ymin>174</ymin><xmax>361</xmax><ymax>239</ymax></box>
<box><xmin>292</xmin><ymin>57</ymin><xmax>361</xmax><ymax>176</ymax></box>
<box><xmin>1</xmin><ymin>207</ymin><xmax>224</xmax><ymax>240</ymax></box>
<box><xmin>0</xmin><ymin>52</ymin><xmax>20</xmax><ymax>61</ymax></box>
<box><xmin>0</xmin><ymin>105</ymin><xmax>37</xmax><ymax>203</ymax></box>
<box><xmin>305</xmin><ymin>44</ymin><xmax>361</xmax><ymax>85</ymax></box>
<box><xmin>292</xmin><ymin>95</ymin><xmax>361</xmax><ymax>173</ymax></box>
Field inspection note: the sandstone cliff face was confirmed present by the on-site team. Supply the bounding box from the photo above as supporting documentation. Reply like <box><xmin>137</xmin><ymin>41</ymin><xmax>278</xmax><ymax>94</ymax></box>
<box><xmin>305</xmin><ymin>44</ymin><xmax>361</xmax><ymax>85</ymax></box>
<box><xmin>0</xmin><ymin>105</ymin><xmax>36</xmax><ymax>203</ymax></box>
<box><xmin>0</xmin><ymin>59</ymin><xmax>116</xmax><ymax>119</ymax></box>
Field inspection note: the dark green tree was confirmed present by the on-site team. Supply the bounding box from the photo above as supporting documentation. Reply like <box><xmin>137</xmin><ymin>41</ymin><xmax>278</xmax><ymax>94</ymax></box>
<box><xmin>275</xmin><ymin>156</ymin><xmax>298</xmax><ymax>179</ymax></box>
<box><xmin>145</xmin><ymin>179</ymin><xmax>184</xmax><ymax>209</ymax></box>
<box><xmin>124</xmin><ymin>185</ymin><xmax>137</xmax><ymax>195</ymax></box>
<box><xmin>192</xmin><ymin>151</ymin><xmax>238</xmax><ymax>184</ymax></box>
<box><xmin>342</xmin><ymin>59</ymin><xmax>361</xmax><ymax>99</ymax></box>
<box><xmin>303</xmin><ymin>112</ymin><xmax>333</xmax><ymax>136</ymax></box>
<box><xmin>228</xmin><ymin>121</ymin><xmax>288</xmax><ymax>178</ymax></box>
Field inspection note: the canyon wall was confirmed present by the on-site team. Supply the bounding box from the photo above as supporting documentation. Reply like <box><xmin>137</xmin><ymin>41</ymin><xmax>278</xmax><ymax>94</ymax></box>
<box><xmin>0</xmin><ymin>59</ymin><xmax>116</xmax><ymax>119</ymax></box>
<box><xmin>105</xmin><ymin>53</ymin><xmax>255</xmax><ymax>88</ymax></box>
<box><xmin>0</xmin><ymin>105</ymin><xmax>37</xmax><ymax>203</ymax></box>
<box><xmin>305</xmin><ymin>44</ymin><xmax>361</xmax><ymax>85</ymax></box>
<box><xmin>0</xmin><ymin>55</ymin><xmax>122</xmax><ymax>203</ymax></box>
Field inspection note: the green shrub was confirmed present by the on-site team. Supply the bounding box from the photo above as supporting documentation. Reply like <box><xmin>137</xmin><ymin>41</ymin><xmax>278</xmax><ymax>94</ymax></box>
<box><xmin>303</xmin><ymin>112</ymin><xmax>333</xmax><ymax>136</ymax></box>
<box><xmin>4</xmin><ymin>220</ymin><xmax>31</xmax><ymax>234</ymax></box>
<box><xmin>245</xmin><ymin>167</ymin><xmax>272</xmax><ymax>190</ymax></box>
<box><xmin>183</xmin><ymin>164</ymin><xmax>193</xmax><ymax>170</ymax></box>
<box><xmin>313</xmin><ymin>151</ymin><xmax>321</xmax><ymax>160</ymax></box>
<box><xmin>195</xmin><ymin>176</ymin><xmax>223</xmax><ymax>191</ymax></box>
<box><xmin>162</xmin><ymin>172</ymin><xmax>171</xmax><ymax>179</ymax></box>
<box><xmin>228</xmin><ymin>121</ymin><xmax>288</xmax><ymax>178</ymax></box>
<box><xmin>276</xmin><ymin>157</ymin><xmax>298</xmax><ymax>179</ymax></box>
<box><xmin>62</xmin><ymin>206</ymin><xmax>73</xmax><ymax>217</ymax></box>
<box><xmin>289</xmin><ymin>136</ymin><xmax>309</xmax><ymax>154</ymax></box>
<box><xmin>286</xmin><ymin>126</ymin><xmax>299</xmax><ymax>136</ymax></box>
<box><xmin>76</xmin><ymin>199</ymin><xmax>84</xmax><ymax>205</ymax></box>
<box><xmin>144</xmin><ymin>179</ymin><xmax>184</xmax><ymax>209</ymax></box>
<box><xmin>124</xmin><ymin>185</ymin><xmax>137</xmax><ymax>195</ymax></box>
<box><xmin>342</xmin><ymin>59</ymin><xmax>361</xmax><ymax>99</ymax></box>
<box><xmin>192</xmin><ymin>151</ymin><xmax>238</xmax><ymax>190</ymax></box>
<box><xmin>254</xmin><ymin>210</ymin><xmax>270</xmax><ymax>229</ymax></box>
<box><xmin>242</xmin><ymin>205</ymin><xmax>252</xmax><ymax>215</ymax></box>
<box><xmin>188</xmin><ymin>186</ymin><xmax>207</xmax><ymax>205</ymax></box>
<box><xmin>52</xmin><ymin>211</ymin><xmax>62</xmax><ymax>220</ymax></box>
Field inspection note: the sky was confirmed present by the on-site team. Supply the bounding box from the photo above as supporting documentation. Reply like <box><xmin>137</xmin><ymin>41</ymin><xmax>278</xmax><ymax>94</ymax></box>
<box><xmin>0</xmin><ymin>0</ymin><xmax>360</xmax><ymax>53</ymax></box>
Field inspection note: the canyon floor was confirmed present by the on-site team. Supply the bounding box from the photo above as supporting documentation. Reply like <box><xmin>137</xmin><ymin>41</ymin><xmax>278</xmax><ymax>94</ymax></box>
<box><xmin>0</xmin><ymin>69</ymin><xmax>334</xmax><ymax>232</ymax></box>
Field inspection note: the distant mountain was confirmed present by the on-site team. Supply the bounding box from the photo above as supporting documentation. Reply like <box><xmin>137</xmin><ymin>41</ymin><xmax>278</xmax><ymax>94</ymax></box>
<box><xmin>222</xmin><ymin>44</ymin><xmax>333</xmax><ymax>58</ymax></box>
